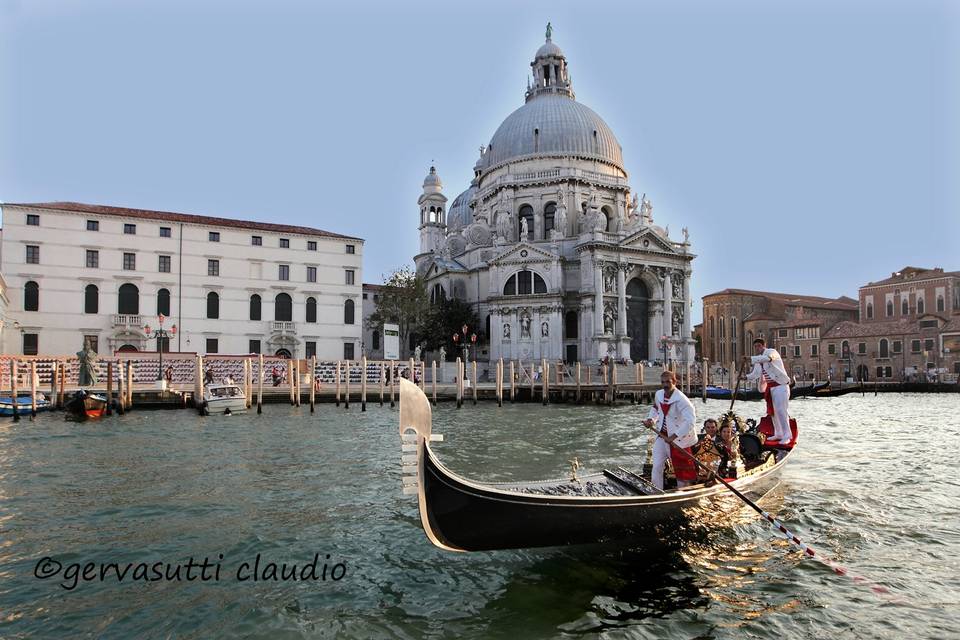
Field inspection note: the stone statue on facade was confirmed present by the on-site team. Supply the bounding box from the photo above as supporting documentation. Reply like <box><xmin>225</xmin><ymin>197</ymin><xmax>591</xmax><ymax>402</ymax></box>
<box><xmin>439</xmin><ymin>346</ymin><xmax>446</xmax><ymax>362</ymax></box>
<box><xmin>520</xmin><ymin>216</ymin><xmax>530</xmax><ymax>241</ymax></box>
<box><xmin>603</xmin><ymin>268</ymin><xmax>616</xmax><ymax>294</ymax></box>
<box><xmin>414</xmin><ymin>345</ymin><xmax>422</xmax><ymax>362</ymax></box>
<box><xmin>541</xmin><ymin>321</ymin><xmax>549</xmax><ymax>338</ymax></box>
<box><xmin>554</xmin><ymin>189</ymin><xmax>567</xmax><ymax>237</ymax></box>
<box><xmin>603</xmin><ymin>305</ymin><xmax>615</xmax><ymax>334</ymax></box>
<box><xmin>672</xmin><ymin>272</ymin><xmax>683</xmax><ymax>299</ymax></box>
<box><xmin>640</xmin><ymin>195</ymin><xmax>654</xmax><ymax>225</ymax></box>
<box><xmin>503</xmin><ymin>323</ymin><xmax>511</xmax><ymax>339</ymax></box>
<box><xmin>520</xmin><ymin>311</ymin><xmax>532</xmax><ymax>339</ymax></box>
<box><xmin>682</xmin><ymin>226</ymin><xmax>690</xmax><ymax>244</ymax></box>
<box><xmin>672</xmin><ymin>304</ymin><xmax>684</xmax><ymax>336</ymax></box>
<box><xmin>495</xmin><ymin>209</ymin><xmax>510</xmax><ymax>241</ymax></box>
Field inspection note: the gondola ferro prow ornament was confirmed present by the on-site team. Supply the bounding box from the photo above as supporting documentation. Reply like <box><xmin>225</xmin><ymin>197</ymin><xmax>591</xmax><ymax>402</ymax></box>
<box><xmin>398</xmin><ymin>379</ymin><xmax>460</xmax><ymax>552</ymax></box>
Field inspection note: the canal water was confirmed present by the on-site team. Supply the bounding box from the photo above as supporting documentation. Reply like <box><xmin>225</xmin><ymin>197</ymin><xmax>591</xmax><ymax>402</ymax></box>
<box><xmin>0</xmin><ymin>393</ymin><xmax>957</xmax><ymax>639</ymax></box>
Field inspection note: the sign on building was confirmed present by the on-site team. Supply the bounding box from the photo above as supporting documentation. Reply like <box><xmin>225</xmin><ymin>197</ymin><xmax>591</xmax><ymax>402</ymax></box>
<box><xmin>384</xmin><ymin>323</ymin><xmax>400</xmax><ymax>360</ymax></box>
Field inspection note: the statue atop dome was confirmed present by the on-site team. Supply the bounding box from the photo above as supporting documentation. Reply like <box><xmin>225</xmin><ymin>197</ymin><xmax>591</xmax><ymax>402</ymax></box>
<box><xmin>546</xmin><ymin>22</ymin><xmax>553</xmax><ymax>40</ymax></box>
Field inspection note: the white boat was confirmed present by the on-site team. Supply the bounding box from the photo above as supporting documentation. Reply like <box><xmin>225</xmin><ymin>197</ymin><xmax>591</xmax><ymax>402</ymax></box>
<box><xmin>203</xmin><ymin>382</ymin><xmax>247</xmax><ymax>414</ymax></box>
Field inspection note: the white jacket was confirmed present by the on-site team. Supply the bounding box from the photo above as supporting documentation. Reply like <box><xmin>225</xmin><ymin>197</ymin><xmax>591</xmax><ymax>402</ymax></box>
<box><xmin>646</xmin><ymin>388</ymin><xmax>698</xmax><ymax>449</ymax></box>
<box><xmin>746</xmin><ymin>348</ymin><xmax>791</xmax><ymax>389</ymax></box>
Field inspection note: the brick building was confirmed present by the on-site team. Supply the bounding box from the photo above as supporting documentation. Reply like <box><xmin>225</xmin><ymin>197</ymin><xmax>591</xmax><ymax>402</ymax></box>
<box><xmin>701</xmin><ymin>289</ymin><xmax>857</xmax><ymax>367</ymax></box>
<box><xmin>819</xmin><ymin>267</ymin><xmax>960</xmax><ymax>381</ymax></box>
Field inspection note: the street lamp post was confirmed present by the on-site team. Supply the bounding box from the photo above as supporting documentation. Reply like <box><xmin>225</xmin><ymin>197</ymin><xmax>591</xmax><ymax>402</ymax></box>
<box><xmin>143</xmin><ymin>315</ymin><xmax>177</xmax><ymax>385</ymax></box>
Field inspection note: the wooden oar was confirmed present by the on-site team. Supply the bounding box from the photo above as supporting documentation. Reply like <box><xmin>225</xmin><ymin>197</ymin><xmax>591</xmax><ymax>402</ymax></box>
<box><xmin>641</xmin><ymin>421</ymin><xmax>903</xmax><ymax>603</ymax></box>
<box><xmin>728</xmin><ymin>359</ymin><xmax>748</xmax><ymax>412</ymax></box>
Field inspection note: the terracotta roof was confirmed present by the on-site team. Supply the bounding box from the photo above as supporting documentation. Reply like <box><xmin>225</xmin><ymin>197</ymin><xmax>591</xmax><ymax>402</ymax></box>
<box><xmin>862</xmin><ymin>266</ymin><xmax>960</xmax><ymax>288</ymax></box>
<box><xmin>4</xmin><ymin>201</ymin><xmax>363</xmax><ymax>241</ymax></box>
<box><xmin>704</xmin><ymin>288</ymin><xmax>858</xmax><ymax>310</ymax></box>
<box><xmin>743</xmin><ymin>312</ymin><xmax>781</xmax><ymax>322</ymax></box>
<box><xmin>943</xmin><ymin>317</ymin><xmax>960</xmax><ymax>333</ymax></box>
<box><xmin>823</xmin><ymin>319</ymin><xmax>917</xmax><ymax>339</ymax></box>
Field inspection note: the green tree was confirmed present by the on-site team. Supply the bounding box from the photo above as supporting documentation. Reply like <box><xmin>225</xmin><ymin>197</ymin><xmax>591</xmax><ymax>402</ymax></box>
<box><xmin>418</xmin><ymin>297</ymin><xmax>480</xmax><ymax>360</ymax></box>
<box><xmin>365</xmin><ymin>266</ymin><xmax>428</xmax><ymax>359</ymax></box>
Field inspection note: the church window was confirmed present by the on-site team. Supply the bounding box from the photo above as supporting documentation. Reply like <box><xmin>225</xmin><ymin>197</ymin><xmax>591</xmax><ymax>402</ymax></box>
<box><xmin>902</xmin><ymin>298</ymin><xmax>908</xmax><ymax>315</ymax></box>
<box><xmin>430</xmin><ymin>283</ymin><xmax>445</xmax><ymax>304</ymax></box>
<box><xmin>917</xmin><ymin>298</ymin><xmax>925</xmax><ymax>314</ymax></box>
<box><xmin>937</xmin><ymin>295</ymin><xmax>945</xmax><ymax>312</ymax></box>
<box><xmin>543</xmin><ymin>202</ymin><xmax>556</xmax><ymax>237</ymax></box>
<box><xmin>866</xmin><ymin>303</ymin><xmax>873</xmax><ymax>319</ymax></box>
<box><xmin>534</xmin><ymin>128</ymin><xmax>540</xmax><ymax>152</ymax></box>
<box><xmin>503</xmin><ymin>270</ymin><xmax>546</xmax><ymax>296</ymax></box>
<box><xmin>886</xmin><ymin>301</ymin><xmax>893</xmax><ymax>317</ymax></box>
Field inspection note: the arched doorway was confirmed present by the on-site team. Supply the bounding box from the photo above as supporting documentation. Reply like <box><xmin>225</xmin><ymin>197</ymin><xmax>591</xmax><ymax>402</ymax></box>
<box><xmin>626</xmin><ymin>278</ymin><xmax>649</xmax><ymax>361</ymax></box>
<box><xmin>275</xmin><ymin>349</ymin><xmax>291</xmax><ymax>358</ymax></box>
<box><xmin>118</xmin><ymin>344</ymin><xmax>139</xmax><ymax>353</ymax></box>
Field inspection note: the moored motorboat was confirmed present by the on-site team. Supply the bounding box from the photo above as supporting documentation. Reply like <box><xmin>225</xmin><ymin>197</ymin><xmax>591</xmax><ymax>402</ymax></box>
<box><xmin>398</xmin><ymin>378</ymin><xmax>797</xmax><ymax>552</ymax></box>
<box><xmin>202</xmin><ymin>382</ymin><xmax>247</xmax><ymax>415</ymax></box>
<box><xmin>0</xmin><ymin>394</ymin><xmax>51</xmax><ymax>416</ymax></box>
<box><xmin>64</xmin><ymin>390</ymin><xmax>108</xmax><ymax>421</ymax></box>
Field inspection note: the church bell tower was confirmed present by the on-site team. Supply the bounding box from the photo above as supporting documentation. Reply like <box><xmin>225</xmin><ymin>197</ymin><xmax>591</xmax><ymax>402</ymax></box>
<box><xmin>416</xmin><ymin>166</ymin><xmax>447</xmax><ymax>269</ymax></box>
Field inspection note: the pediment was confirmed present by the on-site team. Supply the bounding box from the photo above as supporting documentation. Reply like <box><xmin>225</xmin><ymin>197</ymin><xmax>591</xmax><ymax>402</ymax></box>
<box><xmin>489</xmin><ymin>242</ymin><xmax>556</xmax><ymax>265</ymax></box>
<box><xmin>620</xmin><ymin>229</ymin><xmax>678</xmax><ymax>254</ymax></box>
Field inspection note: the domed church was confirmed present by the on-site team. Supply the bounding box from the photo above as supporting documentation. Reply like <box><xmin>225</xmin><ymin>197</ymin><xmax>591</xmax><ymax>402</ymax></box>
<box><xmin>414</xmin><ymin>25</ymin><xmax>695</xmax><ymax>365</ymax></box>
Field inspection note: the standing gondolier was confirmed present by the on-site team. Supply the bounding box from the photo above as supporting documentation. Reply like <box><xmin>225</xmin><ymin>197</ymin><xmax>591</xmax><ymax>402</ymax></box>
<box><xmin>743</xmin><ymin>337</ymin><xmax>793</xmax><ymax>443</ymax></box>
<box><xmin>643</xmin><ymin>370</ymin><xmax>698</xmax><ymax>490</ymax></box>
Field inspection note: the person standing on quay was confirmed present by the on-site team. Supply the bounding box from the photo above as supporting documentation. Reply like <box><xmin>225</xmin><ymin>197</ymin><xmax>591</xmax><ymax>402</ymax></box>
<box><xmin>743</xmin><ymin>337</ymin><xmax>792</xmax><ymax>443</ymax></box>
<box><xmin>643</xmin><ymin>371</ymin><xmax>698</xmax><ymax>490</ymax></box>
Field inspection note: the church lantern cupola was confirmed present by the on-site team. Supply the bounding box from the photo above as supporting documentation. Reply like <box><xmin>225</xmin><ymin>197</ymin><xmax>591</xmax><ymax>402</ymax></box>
<box><xmin>525</xmin><ymin>22</ymin><xmax>574</xmax><ymax>102</ymax></box>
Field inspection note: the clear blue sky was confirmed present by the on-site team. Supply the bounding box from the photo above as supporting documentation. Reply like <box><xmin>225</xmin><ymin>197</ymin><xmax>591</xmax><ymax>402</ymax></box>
<box><xmin>2</xmin><ymin>0</ymin><xmax>957</xmax><ymax>324</ymax></box>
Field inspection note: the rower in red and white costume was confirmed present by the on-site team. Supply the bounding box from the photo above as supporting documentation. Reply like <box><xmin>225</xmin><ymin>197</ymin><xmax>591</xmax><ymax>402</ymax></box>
<box><xmin>643</xmin><ymin>370</ymin><xmax>698</xmax><ymax>490</ymax></box>
<box><xmin>743</xmin><ymin>337</ymin><xmax>793</xmax><ymax>443</ymax></box>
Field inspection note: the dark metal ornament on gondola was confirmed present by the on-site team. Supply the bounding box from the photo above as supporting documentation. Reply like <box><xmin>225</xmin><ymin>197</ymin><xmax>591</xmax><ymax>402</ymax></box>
<box><xmin>397</xmin><ymin>379</ymin><xmax>797</xmax><ymax>553</ymax></box>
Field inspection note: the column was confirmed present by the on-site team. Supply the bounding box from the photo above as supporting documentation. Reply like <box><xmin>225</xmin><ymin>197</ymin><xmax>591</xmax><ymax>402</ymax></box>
<box><xmin>682</xmin><ymin>272</ymin><xmax>692</xmax><ymax>338</ymax></box>
<box><xmin>662</xmin><ymin>269</ymin><xmax>673</xmax><ymax>338</ymax></box>
<box><xmin>594</xmin><ymin>257</ymin><xmax>604</xmax><ymax>335</ymax></box>
<box><xmin>616</xmin><ymin>265</ymin><xmax>627</xmax><ymax>336</ymax></box>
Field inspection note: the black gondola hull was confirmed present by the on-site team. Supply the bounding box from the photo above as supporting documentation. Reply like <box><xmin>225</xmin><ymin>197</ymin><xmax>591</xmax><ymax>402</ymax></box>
<box><xmin>420</xmin><ymin>445</ymin><xmax>790</xmax><ymax>552</ymax></box>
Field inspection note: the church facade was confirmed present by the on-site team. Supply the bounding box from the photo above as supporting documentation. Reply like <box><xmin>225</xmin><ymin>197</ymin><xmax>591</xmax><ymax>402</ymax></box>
<box><xmin>414</xmin><ymin>27</ymin><xmax>695</xmax><ymax>365</ymax></box>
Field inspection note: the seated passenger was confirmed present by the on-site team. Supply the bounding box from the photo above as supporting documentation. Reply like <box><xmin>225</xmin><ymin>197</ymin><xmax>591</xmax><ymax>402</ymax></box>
<box><xmin>695</xmin><ymin>418</ymin><xmax>722</xmax><ymax>481</ymax></box>
<box><xmin>716</xmin><ymin>420</ymin><xmax>741</xmax><ymax>478</ymax></box>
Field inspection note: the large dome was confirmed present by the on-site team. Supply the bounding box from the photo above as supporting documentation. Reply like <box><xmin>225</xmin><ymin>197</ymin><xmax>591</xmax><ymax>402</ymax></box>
<box><xmin>485</xmin><ymin>94</ymin><xmax>624</xmax><ymax>170</ymax></box>
<box><xmin>447</xmin><ymin>185</ymin><xmax>476</xmax><ymax>231</ymax></box>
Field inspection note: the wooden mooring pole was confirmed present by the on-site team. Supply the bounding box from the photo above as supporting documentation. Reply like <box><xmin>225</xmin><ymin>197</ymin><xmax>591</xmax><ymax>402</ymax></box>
<box><xmin>389</xmin><ymin>360</ymin><xmax>395</xmax><ymax>408</ymax></box>
<box><xmin>344</xmin><ymin>360</ymin><xmax>351</xmax><ymax>410</ymax></box>
<box><xmin>456</xmin><ymin>357</ymin><xmax>462</xmax><ymax>409</ymax></box>
<box><xmin>431</xmin><ymin>361</ymin><xmax>437</xmax><ymax>406</ymax></box>
<box><xmin>310</xmin><ymin>356</ymin><xmax>317</xmax><ymax>413</ymax></box>
<box><xmin>576</xmin><ymin>361</ymin><xmax>582</xmax><ymax>404</ymax></box>
<box><xmin>257</xmin><ymin>354</ymin><xmax>264</xmax><ymax>414</ymax></box>
<box><xmin>379</xmin><ymin>361</ymin><xmax>385</xmax><ymax>407</ymax></box>
<box><xmin>106</xmin><ymin>361</ymin><xmax>113</xmax><ymax>416</ymax></box>
<box><xmin>30</xmin><ymin>361</ymin><xmax>37</xmax><ymax>418</ymax></box>
<box><xmin>11</xmin><ymin>359</ymin><xmax>19</xmax><ymax>422</ymax></box>
<box><xmin>361</xmin><ymin>356</ymin><xmax>368</xmax><ymax>412</ymax></box>
<box><xmin>509</xmin><ymin>360</ymin><xmax>515</xmax><ymax>403</ymax></box>
<box><xmin>702</xmin><ymin>358</ymin><xmax>709</xmax><ymax>404</ymax></box>
<box><xmin>496</xmin><ymin>358</ymin><xmax>503</xmax><ymax>407</ymax></box>
<box><xmin>335</xmin><ymin>361</ymin><xmax>342</xmax><ymax>407</ymax></box>
<box><xmin>472</xmin><ymin>360</ymin><xmax>478</xmax><ymax>406</ymax></box>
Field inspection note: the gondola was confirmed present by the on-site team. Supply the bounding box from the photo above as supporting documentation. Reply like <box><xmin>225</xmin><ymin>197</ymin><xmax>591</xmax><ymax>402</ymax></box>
<box><xmin>398</xmin><ymin>379</ymin><xmax>798</xmax><ymax>552</ymax></box>
<box><xmin>704</xmin><ymin>381</ymin><xmax>829</xmax><ymax>401</ymax></box>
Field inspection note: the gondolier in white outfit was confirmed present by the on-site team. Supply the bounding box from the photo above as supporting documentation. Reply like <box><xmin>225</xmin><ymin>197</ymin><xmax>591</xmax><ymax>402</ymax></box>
<box><xmin>643</xmin><ymin>370</ymin><xmax>698</xmax><ymax>490</ymax></box>
<box><xmin>743</xmin><ymin>337</ymin><xmax>793</xmax><ymax>443</ymax></box>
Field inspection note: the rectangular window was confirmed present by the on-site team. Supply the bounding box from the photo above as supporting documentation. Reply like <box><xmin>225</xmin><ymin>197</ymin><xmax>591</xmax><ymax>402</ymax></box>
<box><xmin>919</xmin><ymin>319</ymin><xmax>938</xmax><ymax>329</ymax></box>
<box><xmin>345</xmin><ymin>269</ymin><xmax>355</xmax><ymax>285</ymax></box>
<box><xmin>811</xmin><ymin>344</ymin><xmax>818</xmax><ymax>357</ymax></box>
<box><xmin>893</xmin><ymin>340</ymin><xmax>902</xmax><ymax>354</ymax></box>
<box><xmin>209</xmin><ymin>231</ymin><xmax>220</xmax><ymax>242</ymax></box>
<box><xmin>84</xmin><ymin>335</ymin><xmax>99</xmax><ymax>353</ymax></box>
<box><xmin>26</xmin><ymin>214</ymin><xmax>40</xmax><ymax>226</ymax></box>
<box><xmin>25</xmin><ymin>245</ymin><xmax>39</xmax><ymax>264</ymax></box>
<box><xmin>306</xmin><ymin>341</ymin><xmax>317</xmax><ymax>358</ymax></box>
<box><xmin>208</xmin><ymin>259</ymin><xmax>220</xmax><ymax>276</ymax></box>
<box><xmin>123</xmin><ymin>252</ymin><xmax>136</xmax><ymax>270</ymax></box>
<box><xmin>160</xmin><ymin>227</ymin><xmax>172</xmax><ymax>238</ymax></box>
<box><xmin>779</xmin><ymin>346</ymin><xmax>787</xmax><ymax>358</ymax></box>
<box><xmin>158</xmin><ymin>255</ymin><xmax>171</xmax><ymax>273</ymax></box>
<box><xmin>124</xmin><ymin>223</ymin><xmax>136</xmax><ymax>235</ymax></box>
<box><xmin>252</xmin><ymin>235</ymin><xmax>262</xmax><ymax>246</ymax></box>
<box><xmin>23</xmin><ymin>333</ymin><xmax>38</xmax><ymax>356</ymax></box>
<box><xmin>87</xmin><ymin>220</ymin><xmax>99</xmax><ymax>231</ymax></box>
<box><xmin>86</xmin><ymin>249</ymin><xmax>99</xmax><ymax>268</ymax></box>
<box><xmin>924</xmin><ymin>338</ymin><xmax>934</xmax><ymax>351</ymax></box>
<box><xmin>857</xmin><ymin>342</ymin><xmax>866</xmax><ymax>354</ymax></box>
<box><xmin>793</xmin><ymin>345</ymin><xmax>801</xmax><ymax>358</ymax></box>
<box><xmin>362</xmin><ymin>293</ymin><xmax>368</xmax><ymax>299</ymax></box>
<box><xmin>280</xmin><ymin>238</ymin><xmax>289</xmax><ymax>248</ymax></box>
<box><xmin>249</xmin><ymin>339</ymin><xmax>261</xmax><ymax>354</ymax></box>
<box><xmin>206</xmin><ymin>338</ymin><xmax>219</xmax><ymax>354</ymax></box>
<box><xmin>278</xmin><ymin>264</ymin><xmax>289</xmax><ymax>281</ymax></box>
<box><xmin>343</xmin><ymin>342</ymin><xmax>355</xmax><ymax>360</ymax></box>
<box><xmin>911</xmin><ymin>339</ymin><xmax>921</xmax><ymax>353</ymax></box>
<box><xmin>778</xmin><ymin>329</ymin><xmax>788</xmax><ymax>338</ymax></box>
<box><xmin>827</xmin><ymin>343</ymin><xmax>836</xmax><ymax>355</ymax></box>
<box><xmin>346</xmin><ymin>244</ymin><xmax>355</xmax><ymax>254</ymax></box>
<box><xmin>307</xmin><ymin>241</ymin><xmax>317</xmax><ymax>251</ymax></box>
<box><xmin>307</xmin><ymin>266</ymin><xmax>317</xmax><ymax>283</ymax></box>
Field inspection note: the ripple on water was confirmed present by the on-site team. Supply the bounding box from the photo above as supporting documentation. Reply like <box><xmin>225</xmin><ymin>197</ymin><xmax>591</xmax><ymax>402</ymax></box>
<box><xmin>0</xmin><ymin>394</ymin><xmax>957</xmax><ymax>638</ymax></box>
